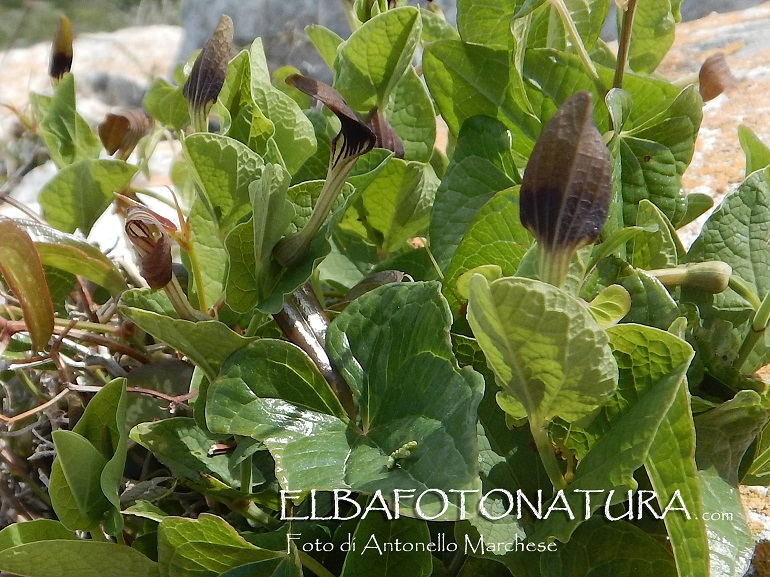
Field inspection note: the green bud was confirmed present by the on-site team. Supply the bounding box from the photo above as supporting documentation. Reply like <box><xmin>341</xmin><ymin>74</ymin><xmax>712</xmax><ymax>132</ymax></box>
<box><xmin>647</xmin><ymin>261</ymin><xmax>733</xmax><ymax>294</ymax></box>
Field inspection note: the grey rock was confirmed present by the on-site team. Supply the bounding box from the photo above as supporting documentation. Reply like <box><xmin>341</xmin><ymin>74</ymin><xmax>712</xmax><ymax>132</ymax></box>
<box><xmin>680</xmin><ymin>0</ymin><xmax>765</xmax><ymax>21</ymax></box>
<box><xmin>602</xmin><ymin>0</ymin><xmax>767</xmax><ymax>41</ymax></box>
<box><xmin>79</xmin><ymin>71</ymin><xmax>146</xmax><ymax>108</ymax></box>
<box><xmin>177</xmin><ymin>0</ymin><xmax>456</xmax><ymax>82</ymax></box>
<box><xmin>177</xmin><ymin>0</ymin><xmax>350</xmax><ymax>81</ymax></box>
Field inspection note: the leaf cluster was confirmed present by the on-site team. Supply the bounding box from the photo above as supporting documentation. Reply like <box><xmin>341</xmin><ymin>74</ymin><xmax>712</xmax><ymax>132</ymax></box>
<box><xmin>0</xmin><ymin>2</ymin><xmax>767</xmax><ymax>577</ymax></box>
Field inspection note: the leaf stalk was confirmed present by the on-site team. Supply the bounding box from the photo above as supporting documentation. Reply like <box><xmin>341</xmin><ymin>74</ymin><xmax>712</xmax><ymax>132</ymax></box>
<box><xmin>530</xmin><ymin>419</ymin><xmax>567</xmax><ymax>491</ymax></box>
<box><xmin>549</xmin><ymin>0</ymin><xmax>604</xmax><ymax>92</ymax></box>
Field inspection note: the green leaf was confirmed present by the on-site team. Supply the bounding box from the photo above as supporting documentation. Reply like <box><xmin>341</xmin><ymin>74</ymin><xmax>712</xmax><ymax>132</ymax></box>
<box><xmin>454</xmin><ymin>336</ymin><xmax>536</xmax><ymax>559</ymax></box>
<box><xmin>617</xmin><ymin>138</ymin><xmax>685</xmax><ymax>228</ymax></box>
<box><xmin>605</xmin><ymin>88</ymin><xmax>632</xmax><ymax>136</ymax></box>
<box><xmin>626</xmin><ymin>0</ymin><xmax>676</xmax><ymax>73</ymax></box>
<box><xmin>223</xmin><ymin>164</ymin><xmax>294</xmax><ymax>313</ymax></box>
<box><xmin>444</xmin><ymin>188</ymin><xmax>532</xmax><ymax>312</ymax></box>
<box><xmin>334</xmin><ymin>7</ymin><xmax>422</xmax><ymax>111</ymax></box>
<box><xmin>273</xmin><ymin>66</ymin><xmax>311</xmax><ymax>109</ymax></box>
<box><xmin>423</xmin><ymin>40</ymin><xmax>537</xmax><ymax>155</ymax></box>
<box><xmin>694</xmin><ymin>390</ymin><xmax>770</xmax><ymax>484</ymax></box>
<box><xmin>534</xmin><ymin>323</ymin><xmax>693</xmax><ymax>542</ymax></box>
<box><xmin>124</xmin><ymin>500</ymin><xmax>170</xmax><ymax>523</ymax></box>
<box><xmin>248</xmin><ymin>163</ymin><xmax>294</xmax><ymax>266</ymax></box>
<box><xmin>218</xmin><ymin>50</ymin><xmax>276</xmax><ymax>156</ymax></box>
<box><xmin>144</xmin><ymin>78</ymin><xmax>190</xmax><ymax>130</ymax></box>
<box><xmin>30</xmin><ymin>74</ymin><xmax>101</xmax><ymax>168</ymax></box>
<box><xmin>72</xmin><ymin>378</ymin><xmax>129</xmax><ymax>535</ymax></box>
<box><xmin>183</xmin><ymin>133</ymin><xmax>265</xmax><ymax>231</ymax></box>
<box><xmin>359</xmin><ymin>158</ymin><xmax>438</xmax><ymax>253</ymax></box>
<box><xmin>0</xmin><ymin>220</ymin><xmax>53</xmax><ymax>352</ymax></box>
<box><xmin>467</xmin><ymin>275</ymin><xmax>617</xmax><ymax>423</ymax></box>
<box><xmin>686</xmin><ymin>169</ymin><xmax>770</xmax><ymax>310</ymax></box>
<box><xmin>341</xmin><ymin>515</ymin><xmax>432</xmax><ymax>577</ymax></box>
<box><xmin>249</xmin><ymin>40</ymin><xmax>317</xmax><ymax>174</ymax></box>
<box><xmin>644</xmin><ymin>354</ymin><xmax>707</xmax><ymax>577</ymax></box>
<box><xmin>208</xmin><ymin>282</ymin><xmax>484</xmax><ymax>518</ymax></box>
<box><xmin>49</xmin><ymin>431</ymin><xmax>110</xmax><ymax>532</ymax></box>
<box><xmin>744</xmin><ymin>419</ymin><xmax>770</xmax><ymax>483</ymax></box>
<box><xmin>33</xmin><ymin>238</ymin><xmax>126</xmax><ymax>296</ymax></box>
<box><xmin>420</xmin><ymin>7</ymin><xmax>460</xmax><ymax>42</ymax></box>
<box><xmin>0</xmin><ymin>521</ymin><xmax>75</xmax><ymax>551</ymax></box>
<box><xmin>0</xmin><ymin>541</ymin><xmax>159</xmax><ymax>577</ymax></box>
<box><xmin>541</xmin><ymin>518</ymin><xmax>676</xmax><ymax>577</ymax></box>
<box><xmin>130</xmin><ymin>417</ymin><xmax>260</xmax><ymax>488</ymax></box>
<box><xmin>429</xmin><ymin>116</ymin><xmax>518</xmax><ymax>271</ymax></box>
<box><xmin>586</xmin><ymin>258</ymin><xmax>681</xmax><ymax>330</ymax></box>
<box><xmin>38</xmin><ymin>159</ymin><xmax>137</xmax><ymax>234</ymax></box>
<box><xmin>385</xmin><ymin>67</ymin><xmax>436</xmax><ymax>163</ymax></box>
<box><xmin>739</xmin><ymin>124</ymin><xmax>770</xmax><ymax>177</ymax></box>
<box><xmin>306</xmin><ymin>24</ymin><xmax>344</xmax><ymax>70</ymax></box>
<box><xmin>620</xmin><ymin>85</ymin><xmax>702</xmax><ymax>226</ymax></box>
<box><xmin>457</xmin><ymin>0</ymin><xmax>518</xmax><ymax>48</ymax></box>
<box><xmin>291</xmin><ymin>111</ymin><xmax>336</xmax><ymax>183</ymax></box>
<box><xmin>218</xmin><ymin>554</ymin><xmax>302</xmax><ymax>577</ymax></box>
<box><xmin>158</xmin><ymin>514</ymin><xmax>280</xmax><ymax>577</ymax></box>
<box><xmin>631</xmin><ymin>199</ymin><xmax>679</xmax><ymax>269</ymax></box>
<box><xmin>526</xmin><ymin>0</ymin><xmax>610</xmax><ymax>53</ymax></box>
<box><xmin>185</xmin><ymin>197</ymin><xmax>228</xmax><ymax>310</ymax></box>
<box><xmin>523</xmin><ymin>48</ymin><xmax>680</xmax><ymax>130</ymax></box>
<box><xmin>677</xmin><ymin>192</ymin><xmax>714</xmax><ymax>228</ymax></box>
<box><xmin>699</xmin><ymin>468</ymin><xmax>755</xmax><ymax>577</ymax></box>
<box><xmin>257</xmin><ymin>184</ymin><xmax>358</xmax><ymax>314</ymax></box>
<box><xmin>49</xmin><ymin>379</ymin><xmax>128</xmax><ymax>534</ymax></box>
<box><xmin>214</xmin><ymin>339</ymin><xmax>347</xmax><ymax>419</ymax></box>
<box><xmin>586</xmin><ymin>284</ymin><xmax>631</xmax><ymax>328</ymax></box>
<box><xmin>120</xmin><ymin>289</ymin><xmax>253</xmax><ymax>379</ymax></box>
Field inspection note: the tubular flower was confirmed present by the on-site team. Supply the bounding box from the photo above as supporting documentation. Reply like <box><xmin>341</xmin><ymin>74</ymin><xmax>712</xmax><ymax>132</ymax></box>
<box><xmin>182</xmin><ymin>14</ymin><xmax>233</xmax><ymax>132</ymax></box>
<box><xmin>273</xmin><ymin>75</ymin><xmax>376</xmax><ymax>268</ymax></box>
<box><xmin>520</xmin><ymin>91</ymin><xmax>612</xmax><ymax>287</ymax></box>
<box><xmin>49</xmin><ymin>15</ymin><xmax>73</xmax><ymax>84</ymax></box>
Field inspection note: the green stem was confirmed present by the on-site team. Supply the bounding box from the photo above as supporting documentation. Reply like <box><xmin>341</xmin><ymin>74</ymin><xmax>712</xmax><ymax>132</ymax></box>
<box><xmin>549</xmin><ymin>0</ymin><xmax>605</xmax><ymax>93</ymax></box>
<box><xmin>735</xmin><ymin>289</ymin><xmax>770</xmax><ymax>372</ymax></box>
<box><xmin>238</xmin><ymin>502</ymin><xmax>282</xmax><ymax>529</ymax></box>
<box><xmin>538</xmin><ymin>245</ymin><xmax>572</xmax><ymax>289</ymax></box>
<box><xmin>4</xmin><ymin>306</ymin><xmax>124</xmax><ymax>334</ymax></box>
<box><xmin>163</xmin><ymin>274</ymin><xmax>206</xmax><ymax>321</ymax></box>
<box><xmin>185</xmin><ymin>241</ymin><xmax>209</xmax><ymax>313</ymax></box>
<box><xmin>240</xmin><ymin>451</ymin><xmax>253</xmax><ymax>494</ymax></box>
<box><xmin>298</xmin><ymin>551</ymin><xmax>337</xmax><ymax>577</ymax></box>
<box><xmin>729</xmin><ymin>275</ymin><xmax>762</xmax><ymax>311</ymax></box>
<box><xmin>530</xmin><ymin>419</ymin><xmax>567</xmax><ymax>491</ymax></box>
<box><xmin>613</xmin><ymin>0</ymin><xmax>638</xmax><ymax>88</ymax></box>
<box><xmin>133</xmin><ymin>188</ymin><xmax>177</xmax><ymax>209</ymax></box>
<box><xmin>274</xmin><ymin>156</ymin><xmax>355</xmax><ymax>269</ymax></box>
<box><xmin>735</xmin><ymin>328</ymin><xmax>763</xmax><ymax>373</ymax></box>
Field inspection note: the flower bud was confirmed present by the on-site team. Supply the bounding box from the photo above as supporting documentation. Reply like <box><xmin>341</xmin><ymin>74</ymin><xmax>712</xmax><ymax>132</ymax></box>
<box><xmin>98</xmin><ymin>108</ymin><xmax>152</xmax><ymax>161</ymax></box>
<box><xmin>520</xmin><ymin>91</ymin><xmax>612</xmax><ymax>287</ymax></box>
<box><xmin>124</xmin><ymin>205</ymin><xmax>175</xmax><ymax>289</ymax></box>
<box><xmin>699</xmin><ymin>52</ymin><xmax>736</xmax><ymax>102</ymax></box>
<box><xmin>648</xmin><ymin>261</ymin><xmax>732</xmax><ymax>294</ymax></box>
<box><xmin>49</xmin><ymin>15</ymin><xmax>73</xmax><ymax>84</ymax></box>
<box><xmin>183</xmin><ymin>14</ymin><xmax>233</xmax><ymax>132</ymax></box>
